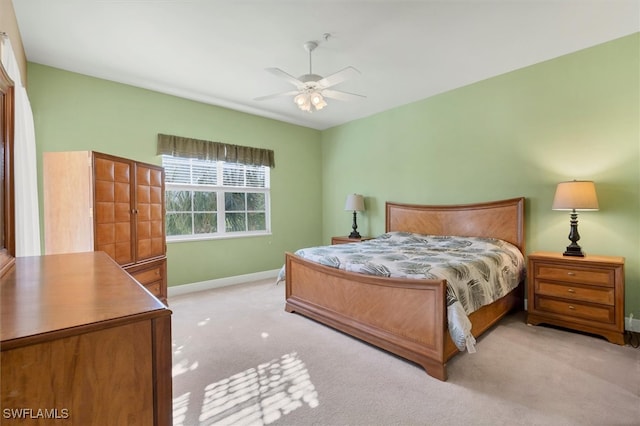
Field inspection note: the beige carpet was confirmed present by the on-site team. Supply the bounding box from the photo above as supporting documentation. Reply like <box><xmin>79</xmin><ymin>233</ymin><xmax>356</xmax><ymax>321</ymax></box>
<box><xmin>170</xmin><ymin>279</ymin><xmax>640</xmax><ymax>426</ymax></box>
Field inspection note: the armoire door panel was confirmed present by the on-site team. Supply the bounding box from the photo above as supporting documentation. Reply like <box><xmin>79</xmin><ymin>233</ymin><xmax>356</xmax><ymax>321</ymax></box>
<box><xmin>95</xmin><ymin>202</ymin><xmax>115</xmax><ymax>223</ymax></box>
<box><xmin>151</xmin><ymin>204</ymin><xmax>163</xmax><ymax>221</ymax></box>
<box><xmin>137</xmin><ymin>185</ymin><xmax>150</xmax><ymax>204</ymax></box>
<box><xmin>138</xmin><ymin>240</ymin><xmax>151</xmax><ymax>259</ymax></box>
<box><xmin>115</xmin><ymin>222</ymin><xmax>131</xmax><ymax>242</ymax></box>
<box><xmin>151</xmin><ymin>237</ymin><xmax>164</xmax><ymax>255</ymax></box>
<box><xmin>137</xmin><ymin>166</ymin><xmax>150</xmax><ymax>186</ymax></box>
<box><xmin>95</xmin><ymin>180</ymin><xmax>115</xmax><ymax>202</ymax></box>
<box><xmin>115</xmin><ymin>181</ymin><xmax>130</xmax><ymax>203</ymax></box>
<box><xmin>94</xmin><ymin>157</ymin><xmax>115</xmax><ymax>181</ymax></box>
<box><xmin>137</xmin><ymin>221</ymin><xmax>151</xmax><ymax>239</ymax></box>
<box><xmin>150</xmin><ymin>169</ymin><xmax>162</xmax><ymax>187</ymax></box>
<box><xmin>115</xmin><ymin>242</ymin><xmax>132</xmax><ymax>263</ymax></box>
<box><xmin>138</xmin><ymin>203</ymin><xmax>151</xmax><ymax>221</ymax></box>
<box><xmin>96</xmin><ymin>223</ymin><xmax>115</xmax><ymax>245</ymax></box>
<box><xmin>113</xmin><ymin>161</ymin><xmax>131</xmax><ymax>183</ymax></box>
<box><xmin>151</xmin><ymin>225</ymin><xmax>163</xmax><ymax>240</ymax></box>
<box><xmin>150</xmin><ymin>186</ymin><xmax>162</xmax><ymax>205</ymax></box>
<box><xmin>115</xmin><ymin>202</ymin><xmax>131</xmax><ymax>222</ymax></box>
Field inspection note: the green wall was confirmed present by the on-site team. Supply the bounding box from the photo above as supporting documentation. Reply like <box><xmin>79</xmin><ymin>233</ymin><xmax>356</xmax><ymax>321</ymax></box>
<box><xmin>27</xmin><ymin>64</ymin><xmax>323</xmax><ymax>286</ymax></box>
<box><xmin>321</xmin><ymin>33</ymin><xmax>640</xmax><ymax>317</ymax></box>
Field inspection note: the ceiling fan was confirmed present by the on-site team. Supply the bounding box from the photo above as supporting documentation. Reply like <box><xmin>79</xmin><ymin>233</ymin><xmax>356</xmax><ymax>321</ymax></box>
<box><xmin>255</xmin><ymin>40</ymin><xmax>365</xmax><ymax>112</ymax></box>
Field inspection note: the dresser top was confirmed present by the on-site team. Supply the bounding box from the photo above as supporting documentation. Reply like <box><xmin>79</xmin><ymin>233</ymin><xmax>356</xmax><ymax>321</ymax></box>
<box><xmin>1</xmin><ymin>252</ymin><xmax>169</xmax><ymax>348</ymax></box>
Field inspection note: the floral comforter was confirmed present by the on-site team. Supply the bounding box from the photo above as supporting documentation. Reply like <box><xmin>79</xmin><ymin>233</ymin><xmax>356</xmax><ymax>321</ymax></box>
<box><xmin>282</xmin><ymin>232</ymin><xmax>525</xmax><ymax>351</ymax></box>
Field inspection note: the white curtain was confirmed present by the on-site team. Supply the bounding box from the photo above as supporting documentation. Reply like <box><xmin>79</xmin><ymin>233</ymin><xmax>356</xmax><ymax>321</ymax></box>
<box><xmin>1</xmin><ymin>36</ymin><xmax>41</xmax><ymax>256</ymax></box>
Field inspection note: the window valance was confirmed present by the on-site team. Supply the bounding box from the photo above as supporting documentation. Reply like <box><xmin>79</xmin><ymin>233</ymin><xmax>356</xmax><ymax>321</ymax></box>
<box><xmin>157</xmin><ymin>133</ymin><xmax>275</xmax><ymax>168</ymax></box>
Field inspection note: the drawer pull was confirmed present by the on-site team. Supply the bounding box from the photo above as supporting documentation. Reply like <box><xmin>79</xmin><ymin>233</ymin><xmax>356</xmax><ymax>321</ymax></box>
<box><xmin>568</xmin><ymin>305</ymin><xmax>576</xmax><ymax>310</ymax></box>
<box><xmin>567</xmin><ymin>288</ymin><xmax>575</xmax><ymax>293</ymax></box>
<box><xmin>567</xmin><ymin>272</ymin><xmax>576</xmax><ymax>276</ymax></box>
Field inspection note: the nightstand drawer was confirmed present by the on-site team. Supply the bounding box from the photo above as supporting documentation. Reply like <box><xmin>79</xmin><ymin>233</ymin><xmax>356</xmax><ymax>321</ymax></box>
<box><xmin>535</xmin><ymin>281</ymin><xmax>615</xmax><ymax>305</ymax></box>
<box><xmin>331</xmin><ymin>236</ymin><xmax>374</xmax><ymax>245</ymax></box>
<box><xmin>536</xmin><ymin>296</ymin><xmax>614</xmax><ymax>324</ymax></box>
<box><xmin>535</xmin><ymin>264</ymin><xmax>613</xmax><ymax>287</ymax></box>
<box><xmin>533</xmin><ymin>263</ymin><xmax>614</xmax><ymax>287</ymax></box>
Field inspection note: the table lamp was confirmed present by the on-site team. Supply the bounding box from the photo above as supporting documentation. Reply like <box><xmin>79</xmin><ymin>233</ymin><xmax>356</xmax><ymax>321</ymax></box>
<box><xmin>344</xmin><ymin>194</ymin><xmax>365</xmax><ymax>238</ymax></box>
<box><xmin>552</xmin><ymin>180</ymin><xmax>599</xmax><ymax>257</ymax></box>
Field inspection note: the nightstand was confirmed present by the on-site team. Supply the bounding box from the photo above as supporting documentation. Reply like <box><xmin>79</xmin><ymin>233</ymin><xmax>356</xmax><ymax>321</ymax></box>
<box><xmin>527</xmin><ymin>251</ymin><xmax>625</xmax><ymax>345</ymax></box>
<box><xmin>331</xmin><ymin>236</ymin><xmax>374</xmax><ymax>245</ymax></box>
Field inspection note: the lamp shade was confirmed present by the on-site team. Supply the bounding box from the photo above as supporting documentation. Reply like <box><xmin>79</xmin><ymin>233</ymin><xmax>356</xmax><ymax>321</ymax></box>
<box><xmin>552</xmin><ymin>180</ymin><xmax>599</xmax><ymax>211</ymax></box>
<box><xmin>345</xmin><ymin>194</ymin><xmax>365</xmax><ymax>212</ymax></box>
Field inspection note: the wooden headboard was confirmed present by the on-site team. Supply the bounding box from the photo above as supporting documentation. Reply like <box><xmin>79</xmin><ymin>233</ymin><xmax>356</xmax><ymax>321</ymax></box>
<box><xmin>385</xmin><ymin>197</ymin><xmax>525</xmax><ymax>253</ymax></box>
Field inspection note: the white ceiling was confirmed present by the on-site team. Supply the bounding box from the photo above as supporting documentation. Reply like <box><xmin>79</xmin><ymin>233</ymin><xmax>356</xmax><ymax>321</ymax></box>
<box><xmin>12</xmin><ymin>0</ymin><xmax>640</xmax><ymax>130</ymax></box>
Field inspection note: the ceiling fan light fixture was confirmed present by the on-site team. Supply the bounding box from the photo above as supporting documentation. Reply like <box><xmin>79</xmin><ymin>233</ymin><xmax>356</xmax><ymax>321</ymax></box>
<box><xmin>294</xmin><ymin>93</ymin><xmax>311</xmax><ymax>111</ymax></box>
<box><xmin>294</xmin><ymin>93</ymin><xmax>306</xmax><ymax>106</ymax></box>
<box><xmin>294</xmin><ymin>90</ymin><xmax>327</xmax><ymax>112</ymax></box>
<box><xmin>310</xmin><ymin>91</ymin><xmax>327</xmax><ymax>109</ymax></box>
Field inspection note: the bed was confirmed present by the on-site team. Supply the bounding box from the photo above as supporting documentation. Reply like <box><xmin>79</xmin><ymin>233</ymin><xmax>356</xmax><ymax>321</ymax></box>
<box><xmin>284</xmin><ymin>197</ymin><xmax>525</xmax><ymax>381</ymax></box>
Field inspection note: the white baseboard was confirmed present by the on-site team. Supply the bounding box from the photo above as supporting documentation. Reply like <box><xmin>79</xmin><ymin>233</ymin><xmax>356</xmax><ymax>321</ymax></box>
<box><xmin>627</xmin><ymin>315</ymin><xmax>640</xmax><ymax>332</ymax></box>
<box><xmin>168</xmin><ymin>268</ymin><xmax>281</xmax><ymax>298</ymax></box>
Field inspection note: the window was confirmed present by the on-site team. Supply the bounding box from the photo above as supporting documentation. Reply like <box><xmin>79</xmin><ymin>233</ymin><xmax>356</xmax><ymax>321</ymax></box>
<box><xmin>162</xmin><ymin>155</ymin><xmax>270</xmax><ymax>241</ymax></box>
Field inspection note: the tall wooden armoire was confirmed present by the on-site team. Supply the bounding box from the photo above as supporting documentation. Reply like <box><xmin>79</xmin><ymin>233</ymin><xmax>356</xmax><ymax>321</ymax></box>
<box><xmin>43</xmin><ymin>151</ymin><xmax>167</xmax><ymax>304</ymax></box>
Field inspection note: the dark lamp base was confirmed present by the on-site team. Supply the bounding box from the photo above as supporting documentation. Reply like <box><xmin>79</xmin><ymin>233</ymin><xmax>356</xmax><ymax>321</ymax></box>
<box><xmin>349</xmin><ymin>211</ymin><xmax>361</xmax><ymax>239</ymax></box>
<box><xmin>562</xmin><ymin>210</ymin><xmax>585</xmax><ymax>257</ymax></box>
<box><xmin>563</xmin><ymin>245</ymin><xmax>585</xmax><ymax>257</ymax></box>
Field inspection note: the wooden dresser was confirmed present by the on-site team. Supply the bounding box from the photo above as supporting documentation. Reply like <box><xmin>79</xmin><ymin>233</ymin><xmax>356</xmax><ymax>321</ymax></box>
<box><xmin>43</xmin><ymin>151</ymin><xmax>168</xmax><ymax>304</ymax></box>
<box><xmin>527</xmin><ymin>251</ymin><xmax>625</xmax><ymax>344</ymax></box>
<box><xmin>0</xmin><ymin>252</ymin><xmax>172</xmax><ymax>425</ymax></box>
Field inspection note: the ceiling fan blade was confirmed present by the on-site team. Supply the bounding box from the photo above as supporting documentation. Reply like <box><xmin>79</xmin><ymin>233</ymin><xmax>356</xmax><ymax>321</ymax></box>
<box><xmin>317</xmin><ymin>66</ymin><xmax>361</xmax><ymax>88</ymax></box>
<box><xmin>265</xmin><ymin>67</ymin><xmax>305</xmax><ymax>89</ymax></box>
<box><xmin>254</xmin><ymin>90</ymin><xmax>300</xmax><ymax>101</ymax></box>
<box><xmin>322</xmin><ymin>89</ymin><xmax>366</xmax><ymax>102</ymax></box>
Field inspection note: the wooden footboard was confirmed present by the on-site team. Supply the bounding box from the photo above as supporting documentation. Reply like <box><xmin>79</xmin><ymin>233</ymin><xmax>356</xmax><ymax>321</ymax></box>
<box><xmin>285</xmin><ymin>252</ymin><xmax>450</xmax><ymax>380</ymax></box>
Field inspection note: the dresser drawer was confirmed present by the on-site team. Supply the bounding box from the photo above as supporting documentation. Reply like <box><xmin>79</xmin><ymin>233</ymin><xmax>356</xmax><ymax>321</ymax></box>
<box><xmin>536</xmin><ymin>296</ymin><xmax>614</xmax><ymax>324</ymax></box>
<box><xmin>534</xmin><ymin>264</ymin><xmax>613</xmax><ymax>287</ymax></box>
<box><xmin>144</xmin><ymin>281</ymin><xmax>162</xmax><ymax>298</ymax></box>
<box><xmin>535</xmin><ymin>281</ymin><xmax>614</xmax><ymax>305</ymax></box>
<box><xmin>130</xmin><ymin>265</ymin><xmax>163</xmax><ymax>285</ymax></box>
<box><xmin>123</xmin><ymin>257</ymin><xmax>167</xmax><ymax>305</ymax></box>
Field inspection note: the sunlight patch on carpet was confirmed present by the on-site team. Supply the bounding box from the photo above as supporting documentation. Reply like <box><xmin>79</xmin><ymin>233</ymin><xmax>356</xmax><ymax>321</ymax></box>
<box><xmin>173</xmin><ymin>358</ymin><xmax>199</xmax><ymax>378</ymax></box>
<box><xmin>173</xmin><ymin>352</ymin><xmax>318</xmax><ymax>426</ymax></box>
